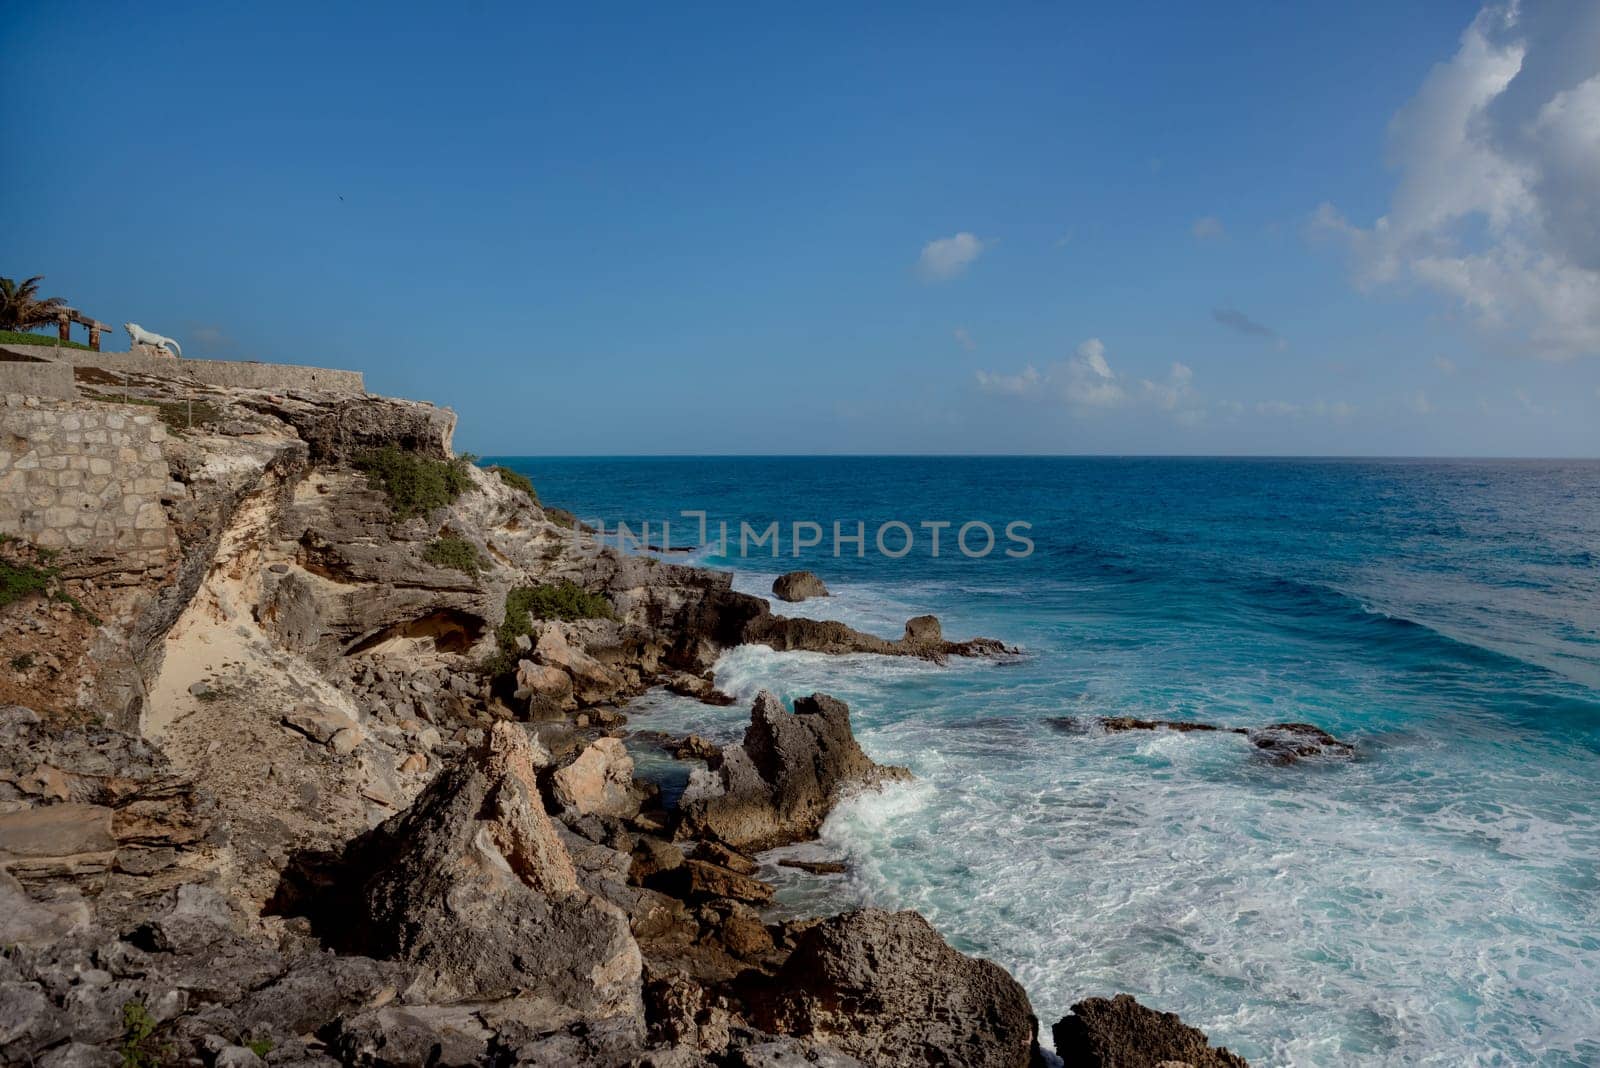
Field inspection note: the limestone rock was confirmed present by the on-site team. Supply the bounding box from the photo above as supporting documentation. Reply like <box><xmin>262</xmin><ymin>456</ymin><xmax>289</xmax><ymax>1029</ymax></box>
<box><xmin>514</xmin><ymin>659</ymin><xmax>575</xmax><ymax>717</ymax></box>
<box><xmin>677</xmin><ymin>691</ymin><xmax>911</xmax><ymax>852</ymax></box>
<box><xmin>282</xmin><ymin>703</ymin><xmax>360</xmax><ymax>746</ymax></box>
<box><xmin>771</xmin><ymin>571</ymin><xmax>830</xmax><ymax>602</ymax></box>
<box><xmin>1052</xmin><ymin>994</ymin><xmax>1250</xmax><ymax>1067</ymax></box>
<box><xmin>750</xmin><ymin>908</ymin><xmax>1037</xmax><ymax>1066</ymax></box>
<box><xmin>534</xmin><ymin>626</ymin><xmax>627</xmax><ymax>705</ymax></box>
<box><xmin>552</xmin><ymin>738</ymin><xmax>642</xmax><ymax>820</ymax></box>
<box><xmin>344</xmin><ymin>723</ymin><xmax>643</xmax><ymax>1024</ymax></box>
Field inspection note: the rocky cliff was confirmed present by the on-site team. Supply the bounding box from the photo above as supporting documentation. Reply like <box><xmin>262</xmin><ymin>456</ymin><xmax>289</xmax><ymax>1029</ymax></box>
<box><xmin>0</xmin><ymin>367</ymin><xmax>1246</xmax><ymax>1067</ymax></box>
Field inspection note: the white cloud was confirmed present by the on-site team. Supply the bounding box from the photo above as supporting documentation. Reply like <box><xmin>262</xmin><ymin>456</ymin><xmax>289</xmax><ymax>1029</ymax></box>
<box><xmin>1432</xmin><ymin>354</ymin><xmax>1459</xmax><ymax>374</ymax></box>
<box><xmin>974</xmin><ymin>365</ymin><xmax>1041</xmax><ymax>396</ymax></box>
<box><xmin>917</xmin><ymin>232</ymin><xmax>986</xmax><ymax>281</ymax></box>
<box><xmin>1063</xmin><ymin>338</ymin><xmax>1125</xmax><ymax>407</ymax></box>
<box><xmin>1140</xmin><ymin>362</ymin><xmax>1195</xmax><ymax>410</ymax></box>
<box><xmin>1192</xmin><ymin>216</ymin><xmax>1226</xmax><ymax>240</ymax></box>
<box><xmin>1409</xmin><ymin>390</ymin><xmax>1434</xmax><ymax>414</ymax></box>
<box><xmin>953</xmin><ymin>327</ymin><xmax>975</xmax><ymax>351</ymax></box>
<box><xmin>1256</xmin><ymin>400</ymin><xmax>1301</xmax><ymax>416</ymax></box>
<box><xmin>975</xmin><ymin>338</ymin><xmax>1203</xmax><ymax>417</ymax></box>
<box><xmin>1252</xmin><ymin>399</ymin><xmax>1358</xmax><ymax>422</ymax></box>
<box><xmin>1315</xmin><ymin>2</ymin><xmax>1600</xmax><ymax>358</ymax></box>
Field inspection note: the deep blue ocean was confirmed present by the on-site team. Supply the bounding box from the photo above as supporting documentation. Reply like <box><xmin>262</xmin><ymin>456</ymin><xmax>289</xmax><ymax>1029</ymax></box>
<box><xmin>491</xmin><ymin>456</ymin><xmax>1600</xmax><ymax>1066</ymax></box>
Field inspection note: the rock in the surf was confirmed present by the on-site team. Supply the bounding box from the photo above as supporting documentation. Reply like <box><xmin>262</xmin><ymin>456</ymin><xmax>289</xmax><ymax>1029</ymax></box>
<box><xmin>1245</xmin><ymin>722</ymin><xmax>1354</xmax><ymax>764</ymax></box>
<box><xmin>750</xmin><ymin>908</ymin><xmax>1038</xmax><ymax>1066</ymax></box>
<box><xmin>772</xmin><ymin>570</ymin><xmax>831</xmax><ymax>602</ymax></box>
<box><xmin>677</xmin><ymin>691</ymin><xmax>911</xmax><ymax>851</ymax></box>
<box><xmin>1052</xmin><ymin>993</ymin><xmax>1250</xmax><ymax>1067</ymax></box>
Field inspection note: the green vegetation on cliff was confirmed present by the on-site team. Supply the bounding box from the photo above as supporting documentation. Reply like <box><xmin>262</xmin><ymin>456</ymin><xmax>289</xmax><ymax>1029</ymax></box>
<box><xmin>423</xmin><ymin>534</ymin><xmax>485</xmax><ymax>575</ymax></box>
<box><xmin>482</xmin><ymin>580</ymin><xmax>615</xmax><ymax>677</ymax></box>
<box><xmin>487</xmin><ymin>463</ymin><xmax>540</xmax><ymax>505</ymax></box>
<box><xmin>354</xmin><ymin>447</ymin><xmax>473</xmax><ymax>521</ymax></box>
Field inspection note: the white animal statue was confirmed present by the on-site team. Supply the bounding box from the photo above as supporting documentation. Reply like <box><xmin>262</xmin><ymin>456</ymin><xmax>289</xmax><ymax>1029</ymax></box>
<box><xmin>124</xmin><ymin>322</ymin><xmax>182</xmax><ymax>358</ymax></box>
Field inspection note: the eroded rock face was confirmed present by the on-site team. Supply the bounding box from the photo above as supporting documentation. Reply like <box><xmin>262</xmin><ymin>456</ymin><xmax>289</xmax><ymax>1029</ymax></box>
<box><xmin>345</xmin><ymin>723</ymin><xmax>643</xmax><ymax>1025</ymax></box>
<box><xmin>1052</xmin><ymin>994</ymin><xmax>1250</xmax><ymax>1067</ymax></box>
<box><xmin>771</xmin><ymin>571</ymin><xmax>830</xmax><ymax>602</ymax></box>
<box><xmin>751</xmin><ymin>908</ymin><xmax>1037</xmax><ymax>1067</ymax></box>
<box><xmin>677</xmin><ymin>691</ymin><xmax>911</xmax><ymax>852</ymax></box>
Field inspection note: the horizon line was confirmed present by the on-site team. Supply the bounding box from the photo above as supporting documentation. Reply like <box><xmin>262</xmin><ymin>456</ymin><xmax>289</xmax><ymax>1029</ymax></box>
<box><xmin>475</xmin><ymin>452</ymin><xmax>1600</xmax><ymax>462</ymax></box>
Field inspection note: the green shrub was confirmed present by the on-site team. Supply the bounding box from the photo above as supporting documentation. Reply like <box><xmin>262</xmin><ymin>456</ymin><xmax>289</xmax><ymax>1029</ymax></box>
<box><xmin>0</xmin><ymin>558</ymin><xmax>53</xmax><ymax>609</ymax></box>
<box><xmin>487</xmin><ymin>464</ymin><xmax>540</xmax><ymax>505</ymax></box>
<box><xmin>247</xmin><ymin>1038</ymin><xmax>273</xmax><ymax>1058</ymax></box>
<box><xmin>423</xmin><ymin>534</ymin><xmax>485</xmax><ymax>575</ymax></box>
<box><xmin>10</xmin><ymin>653</ymin><xmax>35</xmax><ymax>671</ymax></box>
<box><xmin>119</xmin><ymin>1000</ymin><xmax>169</xmax><ymax>1068</ymax></box>
<box><xmin>481</xmin><ymin>581</ymin><xmax>615</xmax><ymax>677</ymax></box>
<box><xmin>354</xmin><ymin>447</ymin><xmax>473</xmax><ymax>521</ymax></box>
<box><xmin>1</xmin><ymin>543</ymin><xmax>100</xmax><ymax>623</ymax></box>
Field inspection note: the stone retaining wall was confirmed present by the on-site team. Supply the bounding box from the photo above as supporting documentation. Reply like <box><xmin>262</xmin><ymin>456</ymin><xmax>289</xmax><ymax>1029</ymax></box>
<box><xmin>0</xmin><ymin>345</ymin><xmax>365</xmax><ymax>394</ymax></box>
<box><xmin>0</xmin><ymin>394</ymin><xmax>173</xmax><ymax>565</ymax></box>
<box><xmin>0</xmin><ymin>361</ymin><xmax>77</xmax><ymax>400</ymax></box>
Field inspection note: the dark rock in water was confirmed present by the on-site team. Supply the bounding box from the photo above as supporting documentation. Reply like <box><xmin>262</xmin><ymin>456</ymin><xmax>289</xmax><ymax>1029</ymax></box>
<box><xmin>666</xmin><ymin>672</ymin><xmax>738</xmax><ymax>706</ymax></box>
<box><xmin>1046</xmin><ymin>714</ymin><xmax>1241</xmax><ymax>735</ymax></box>
<box><xmin>1052</xmin><ymin>993</ymin><xmax>1250</xmax><ymax>1067</ymax></box>
<box><xmin>674</xmin><ymin>587</ymin><xmax>1017</xmax><ymax>667</ymax></box>
<box><xmin>1047</xmin><ymin>715</ymin><xmax>1350</xmax><ymax>766</ymax></box>
<box><xmin>778</xmin><ymin>857</ymin><xmax>849</xmax><ymax>875</ymax></box>
<box><xmin>659</xmin><ymin>858</ymin><xmax>775</xmax><ymax>905</ymax></box>
<box><xmin>677</xmin><ymin>691</ymin><xmax>912</xmax><ymax>852</ymax></box>
<box><xmin>750</xmin><ymin>908</ymin><xmax>1038</xmax><ymax>1067</ymax></box>
<box><xmin>772</xmin><ymin>570</ymin><xmax>830</xmax><ymax>602</ymax></box>
<box><xmin>1246</xmin><ymin>722</ymin><xmax>1355</xmax><ymax>764</ymax></box>
<box><xmin>671</xmin><ymin>733</ymin><xmax>724</xmax><ymax>762</ymax></box>
<box><xmin>690</xmin><ymin>839</ymin><xmax>761</xmax><ymax>875</ymax></box>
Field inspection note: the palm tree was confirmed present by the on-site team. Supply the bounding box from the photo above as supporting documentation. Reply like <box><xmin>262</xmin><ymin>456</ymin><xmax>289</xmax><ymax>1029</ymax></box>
<box><xmin>0</xmin><ymin>275</ymin><xmax>70</xmax><ymax>331</ymax></box>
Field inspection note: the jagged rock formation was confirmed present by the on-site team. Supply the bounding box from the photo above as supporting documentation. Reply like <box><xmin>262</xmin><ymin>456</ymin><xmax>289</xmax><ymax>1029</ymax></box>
<box><xmin>750</xmin><ymin>908</ymin><xmax>1039</xmax><ymax>1067</ymax></box>
<box><xmin>340</xmin><ymin>723</ymin><xmax>643</xmax><ymax>1023</ymax></box>
<box><xmin>771</xmin><ymin>569</ymin><xmax>829</xmax><ymax>602</ymax></box>
<box><xmin>1053</xmin><ymin>994</ymin><xmax>1252</xmax><ymax>1067</ymax></box>
<box><xmin>677</xmin><ymin>691</ymin><xmax>912</xmax><ymax>851</ymax></box>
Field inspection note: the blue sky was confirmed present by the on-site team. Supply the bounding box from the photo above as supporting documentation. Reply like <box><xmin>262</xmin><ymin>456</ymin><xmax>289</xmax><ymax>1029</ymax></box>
<box><xmin>5</xmin><ymin>1</ymin><xmax>1598</xmax><ymax>456</ymax></box>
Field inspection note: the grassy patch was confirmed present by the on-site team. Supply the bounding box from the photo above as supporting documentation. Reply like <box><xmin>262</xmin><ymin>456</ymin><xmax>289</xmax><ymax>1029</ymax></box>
<box><xmin>354</xmin><ymin>447</ymin><xmax>473</xmax><ymax>521</ymax></box>
<box><xmin>247</xmin><ymin>1038</ymin><xmax>273</xmax><ymax>1058</ymax></box>
<box><xmin>0</xmin><ymin>542</ymin><xmax>101</xmax><ymax>623</ymax></box>
<box><xmin>0</xmin><ymin>329</ymin><xmax>91</xmax><ymax>351</ymax></box>
<box><xmin>487</xmin><ymin>464</ymin><xmax>540</xmax><ymax>505</ymax></box>
<box><xmin>481</xmin><ymin>581</ymin><xmax>615</xmax><ymax>677</ymax></box>
<box><xmin>0</xmin><ymin>558</ymin><xmax>54</xmax><ymax>609</ymax></box>
<box><xmin>423</xmin><ymin>534</ymin><xmax>485</xmax><ymax>575</ymax></box>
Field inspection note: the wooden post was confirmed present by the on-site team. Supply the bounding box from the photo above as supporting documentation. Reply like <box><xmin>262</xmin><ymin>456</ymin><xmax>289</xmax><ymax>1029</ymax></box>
<box><xmin>58</xmin><ymin>315</ymin><xmax>71</xmax><ymax>343</ymax></box>
<box><xmin>88</xmin><ymin>323</ymin><xmax>102</xmax><ymax>351</ymax></box>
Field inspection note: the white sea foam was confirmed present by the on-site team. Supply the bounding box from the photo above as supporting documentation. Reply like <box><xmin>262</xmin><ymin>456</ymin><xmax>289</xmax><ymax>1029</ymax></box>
<box><xmin>618</xmin><ymin>565</ymin><xmax>1600</xmax><ymax>1067</ymax></box>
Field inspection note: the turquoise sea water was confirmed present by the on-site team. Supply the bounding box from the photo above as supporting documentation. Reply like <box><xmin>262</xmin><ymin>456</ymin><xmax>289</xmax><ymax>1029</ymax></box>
<box><xmin>492</xmin><ymin>456</ymin><xmax>1600</xmax><ymax>1066</ymax></box>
